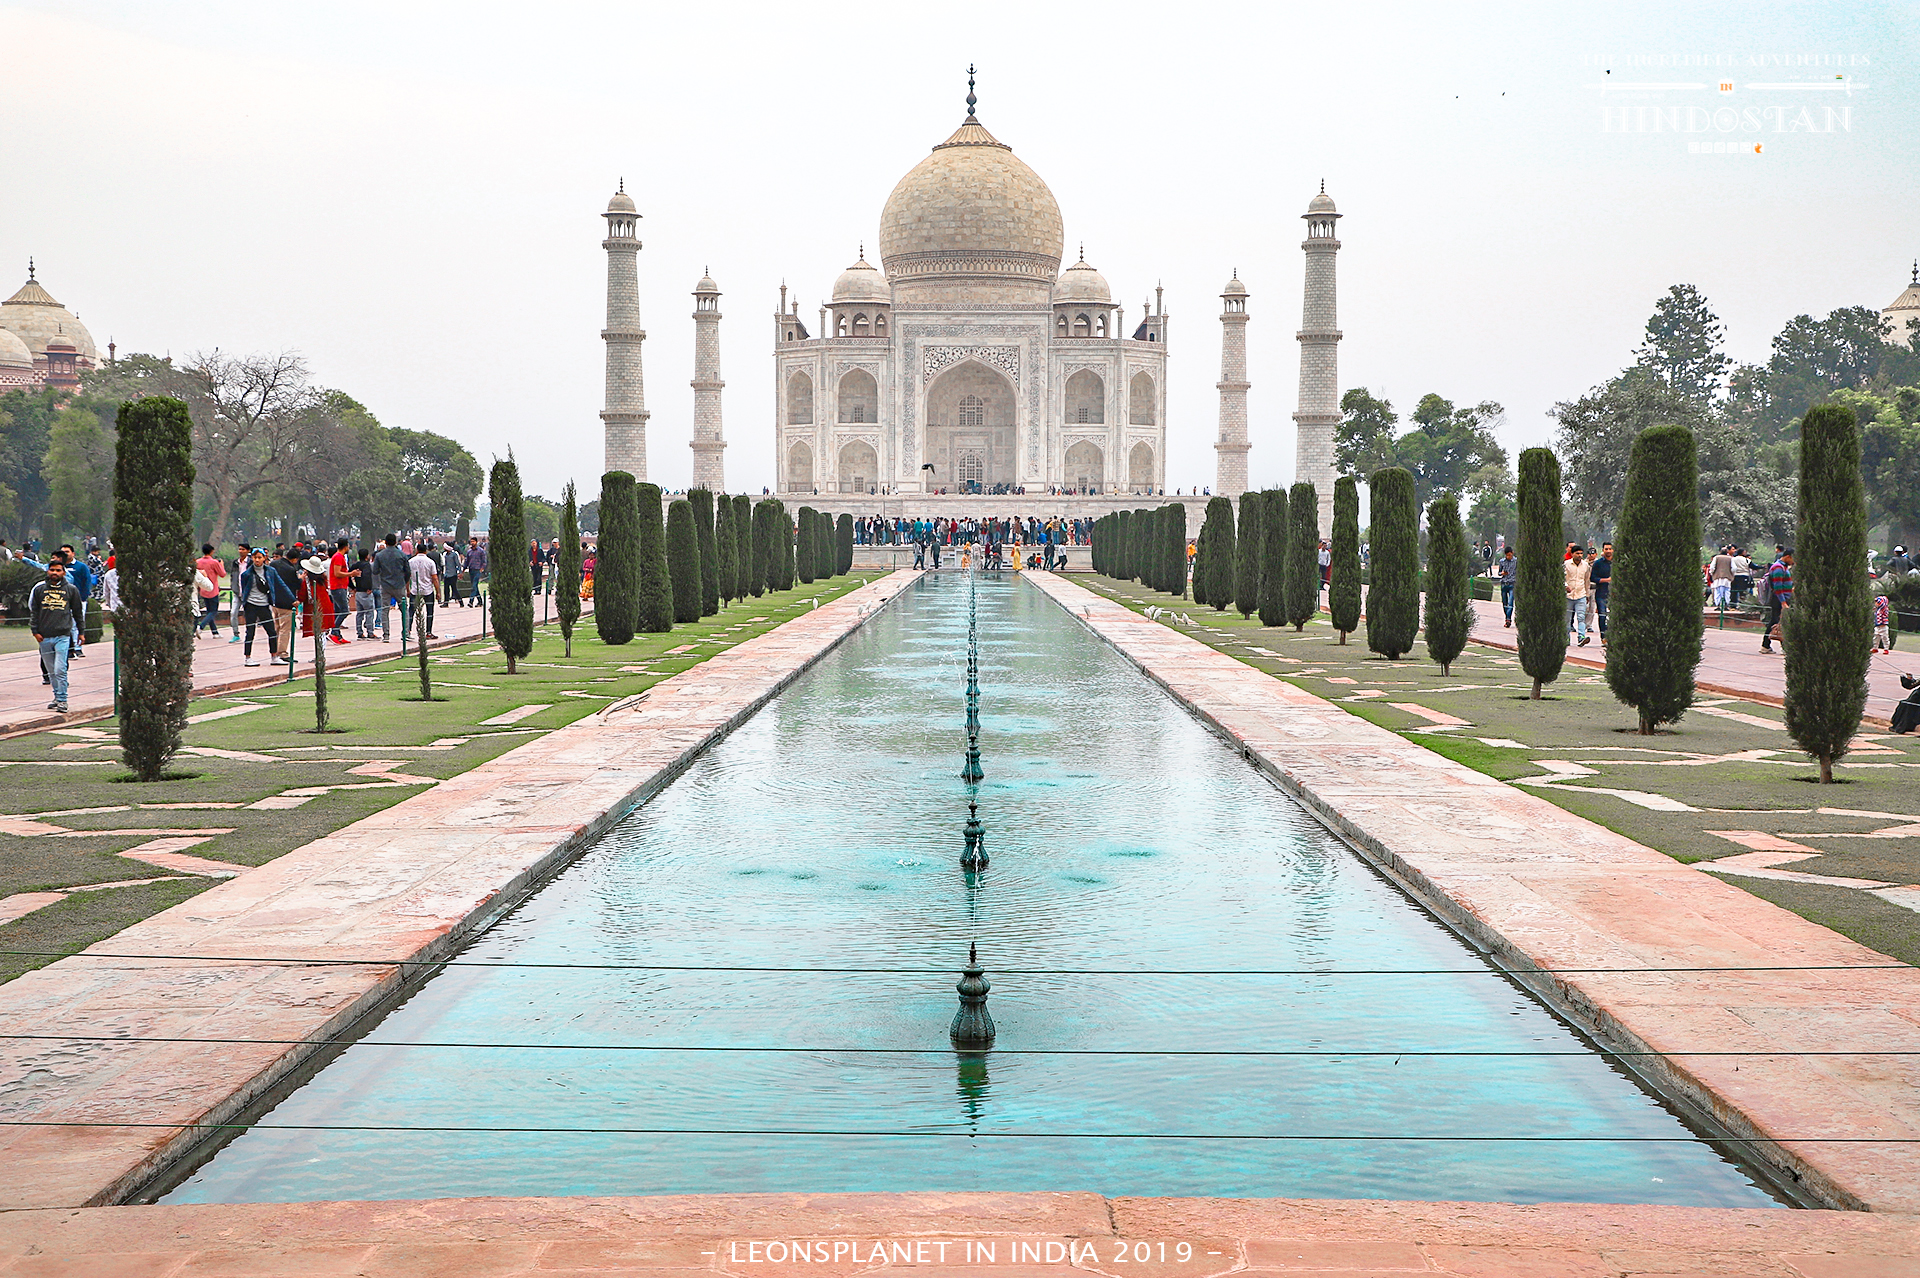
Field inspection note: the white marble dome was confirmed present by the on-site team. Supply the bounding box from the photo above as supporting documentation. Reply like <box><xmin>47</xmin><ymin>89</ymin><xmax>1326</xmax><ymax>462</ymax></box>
<box><xmin>0</xmin><ymin>271</ymin><xmax>97</xmax><ymax>364</ymax></box>
<box><xmin>831</xmin><ymin>255</ymin><xmax>890</xmax><ymax>305</ymax></box>
<box><xmin>1052</xmin><ymin>254</ymin><xmax>1110</xmax><ymax>305</ymax></box>
<box><xmin>878</xmin><ymin>116</ymin><xmax>1064</xmax><ymax>288</ymax></box>
<box><xmin>0</xmin><ymin>326</ymin><xmax>31</xmax><ymax>370</ymax></box>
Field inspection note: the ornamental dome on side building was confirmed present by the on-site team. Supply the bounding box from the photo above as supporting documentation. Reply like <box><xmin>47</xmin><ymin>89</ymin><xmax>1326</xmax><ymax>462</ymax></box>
<box><xmin>1051</xmin><ymin>251</ymin><xmax>1110</xmax><ymax>306</ymax></box>
<box><xmin>0</xmin><ymin>265</ymin><xmax>98</xmax><ymax>365</ymax></box>
<box><xmin>1884</xmin><ymin>262</ymin><xmax>1920</xmax><ymax>348</ymax></box>
<box><xmin>830</xmin><ymin>254</ymin><xmax>890</xmax><ymax>305</ymax></box>
<box><xmin>878</xmin><ymin>103</ymin><xmax>1064</xmax><ymax>300</ymax></box>
<box><xmin>0</xmin><ymin>326</ymin><xmax>34</xmax><ymax>390</ymax></box>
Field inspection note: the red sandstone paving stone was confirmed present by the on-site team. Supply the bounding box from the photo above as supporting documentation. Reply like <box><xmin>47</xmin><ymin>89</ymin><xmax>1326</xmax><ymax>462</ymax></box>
<box><xmin>1781</xmin><ymin>1256</ymin><xmax>1920</xmax><ymax>1278</ymax></box>
<box><xmin>1243</xmin><ymin>1239</ymin><xmax>1430</xmax><ymax>1269</ymax></box>
<box><xmin>170</xmin><ymin>1243</ymin><xmax>373</xmax><ymax>1276</ymax></box>
<box><xmin>535</xmin><ymin>1239</ymin><xmax>721</xmax><ymax>1268</ymax></box>
<box><xmin>1419</xmin><ymin>1245</ymin><xmax>1615</xmax><ymax>1277</ymax></box>
<box><xmin>0</xmin><ymin>1254</ymin><xmax>188</xmax><ymax>1277</ymax></box>
<box><xmin>355</xmin><ymin>1240</ymin><xmax>545</xmax><ymax>1276</ymax></box>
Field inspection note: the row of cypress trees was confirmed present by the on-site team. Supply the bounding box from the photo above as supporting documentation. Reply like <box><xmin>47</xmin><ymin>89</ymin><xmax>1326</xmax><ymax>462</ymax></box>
<box><xmin>789</xmin><ymin>507</ymin><xmax>853</xmax><ymax>585</ymax></box>
<box><xmin>1091</xmin><ymin>504</ymin><xmax>1192</xmax><ymax>598</ymax></box>
<box><xmin>1184</xmin><ymin>484</ymin><xmax>1327</xmax><ymax>631</ymax></box>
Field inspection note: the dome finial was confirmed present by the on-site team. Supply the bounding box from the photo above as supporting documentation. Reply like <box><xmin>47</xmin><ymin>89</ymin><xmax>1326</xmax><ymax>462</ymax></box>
<box><xmin>1319</xmin><ymin>178</ymin><xmax>1325</xmax><ymax>194</ymax></box>
<box><xmin>1078</xmin><ymin>243</ymin><xmax>1085</xmax><ymax>263</ymax></box>
<box><xmin>1912</xmin><ymin>258</ymin><xmax>1918</xmax><ymax>285</ymax></box>
<box><xmin>618</xmin><ymin>176</ymin><xmax>625</xmax><ymax>194</ymax></box>
<box><xmin>965</xmin><ymin>64</ymin><xmax>977</xmax><ymax>119</ymax></box>
<box><xmin>26</xmin><ymin>257</ymin><xmax>34</xmax><ymax>281</ymax></box>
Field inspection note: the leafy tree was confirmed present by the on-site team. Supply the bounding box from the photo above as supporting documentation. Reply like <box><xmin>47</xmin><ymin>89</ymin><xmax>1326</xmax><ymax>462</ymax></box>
<box><xmin>43</xmin><ymin>401</ymin><xmax>117</xmax><ymax>537</ymax></box>
<box><xmin>578</xmin><ymin>499</ymin><xmax>601</xmax><ymax>533</ymax></box>
<box><xmin>714</xmin><ymin>493</ymin><xmax>739</xmax><ymax>605</ymax></box>
<box><xmin>688</xmin><ymin>488</ymin><xmax>719</xmax><ymax>615</ymax></box>
<box><xmin>735</xmin><ymin>495</ymin><xmax>759</xmax><ymax>596</ymax></box>
<box><xmin>594</xmin><ymin>471</ymin><xmax>638</xmax><ymax>645</ymax></box>
<box><xmin>1605</xmin><ymin>425</ymin><xmax>1703</xmax><ymax>734</ymax></box>
<box><xmin>1233</xmin><ymin>491</ymin><xmax>1262</xmax><ymax>617</ymax></box>
<box><xmin>1552</xmin><ymin>369</ymin><xmax>1711</xmax><ymax>536</ymax></box>
<box><xmin>1728</xmin><ymin>306</ymin><xmax>1897</xmax><ymax>444</ymax></box>
<box><xmin>1784</xmin><ymin>404</ymin><xmax>1871</xmax><ymax>782</ymax></box>
<box><xmin>1196</xmin><ymin>496</ymin><xmax>1235</xmax><ymax>609</ymax></box>
<box><xmin>1366</xmin><ymin>468</ymin><xmax>1418</xmax><ymax>658</ymax></box>
<box><xmin>1634</xmin><ymin>284</ymin><xmax>1731</xmax><ymax>404</ymax></box>
<box><xmin>1335</xmin><ymin>388</ymin><xmax>1401</xmax><ymax>480</ymax></box>
<box><xmin>1516</xmin><ymin>447</ymin><xmax>1568</xmax><ymax>699</ymax></box>
<box><xmin>522</xmin><ymin>495</ymin><xmax>560</xmax><ymax>546</ymax></box>
<box><xmin>666</xmin><ymin>498</ymin><xmax>703</xmax><ymax>624</ymax></box>
<box><xmin>489</xmin><ymin>458</ymin><xmax>533</xmax><ymax>673</ymax></box>
<box><xmin>1329</xmin><ymin>476</ymin><xmax>1361</xmax><ymax>643</ymax></box>
<box><xmin>636</xmin><ymin>482</ymin><xmax>674</xmax><ymax>633</ymax></box>
<box><xmin>112</xmin><ymin>397</ymin><xmax>196</xmax><ymax>781</ymax></box>
<box><xmin>0</xmin><ymin>387</ymin><xmax>60</xmax><ymax>534</ymax></box>
<box><xmin>837</xmin><ymin>513</ymin><xmax>854</xmax><ymax>574</ymax></box>
<box><xmin>455</xmin><ymin>513</ymin><xmax>470</xmax><ymax>549</ymax></box>
<box><xmin>1259</xmin><ymin>486</ymin><xmax>1287</xmax><ymax>628</ymax></box>
<box><xmin>555</xmin><ymin>482</ymin><xmax>581</xmax><ymax>656</ymax></box>
<box><xmin>1463</xmin><ymin>463</ymin><xmax>1518</xmax><ymax>545</ymax></box>
<box><xmin>1422</xmin><ymin>494</ymin><xmax>1473</xmax><ymax>674</ymax></box>
<box><xmin>1336</xmin><ymin>387</ymin><xmax>1506</xmax><ymax>510</ymax></box>
<box><xmin>1285</xmin><ymin>481</ymin><xmax>1319</xmax><ymax>630</ymax></box>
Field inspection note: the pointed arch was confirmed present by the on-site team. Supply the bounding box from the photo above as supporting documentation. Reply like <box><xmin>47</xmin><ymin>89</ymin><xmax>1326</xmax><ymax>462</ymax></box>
<box><xmin>1129</xmin><ymin>371</ymin><xmax>1156</xmax><ymax>424</ymax></box>
<box><xmin>1064</xmin><ymin>369</ymin><xmax>1105</xmax><ymax>424</ymax></box>
<box><xmin>1128</xmin><ymin>441</ymin><xmax>1154</xmax><ymax>492</ymax></box>
<box><xmin>787</xmin><ymin>439</ymin><xmax>814</xmax><ymax>492</ymax></box>
<box><xmin>838</xmin><ymin>368</ymin><xmax>878</xmax><ymax>423</ymax></box>
<box><xmin>786</xmin><ymin>370</ymin><xmax>814</xmax><ymax>424</ymax></box>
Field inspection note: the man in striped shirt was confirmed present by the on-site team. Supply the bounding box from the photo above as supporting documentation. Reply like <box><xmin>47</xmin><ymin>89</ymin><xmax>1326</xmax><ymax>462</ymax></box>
<box><xmin>1760</xmin><ymin>550</ymin><xmax>1793</xmax><ymax>653</ymax></box>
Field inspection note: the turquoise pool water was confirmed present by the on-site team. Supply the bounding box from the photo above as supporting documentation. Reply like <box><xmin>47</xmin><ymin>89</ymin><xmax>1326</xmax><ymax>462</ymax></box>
<box><xmin>165</xmin><ymin>573</ymin><xmax>1777</xmax><ymax>1206</ymax></box>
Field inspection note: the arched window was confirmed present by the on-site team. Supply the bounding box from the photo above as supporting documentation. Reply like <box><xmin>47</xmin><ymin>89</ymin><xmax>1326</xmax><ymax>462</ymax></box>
<box><xmin>1073</xmin><ymin>312</ymin><xmax>1091</xmax><ymax>338</ymax></box>
<box><xmin>787</xmin><ymin>440</ymin><xmax>814</xmax><ymax>492</ymax></box>
<box><xmin>1129</xmin><ymin>371</ymin><xmax>1156</xmax><ymax>425</ymax></box>
<box><xmin>874</xmin><ymin>313</ymin><xmax>887</xmax><ymax>336</ymax></box>
<box><xmin>957</xmin><ymin>449</ymin><xmax>985</xmax><ymax>486</ymax></box>
<box><xmin>958</xmin><ymin>395</ymin><xmax>986</xmax><ymax>428</ymax></box>
<box><xmin>1064</xmin><ymin>369</ymin><xmax>1105</xmax><ymax>425</ymax></box>
<box><xmin>1096</xmin><ymin>314</ymin><xmax>1108</xmax><ymax>338</ymax></box>
<box><xmin>1065</xmin><ymin>440</ymin><xmax>1103</xmax><ymax>494</ymax></box>
<box><xmin>838</xmin><ymin>368</ymin><xmax>878</xmax><ymax>424</ymax></box>
<box><xmin>852</xmin><ymin>313</ymin><xmax>870</xmax><ymax>336</ymax></box>
<box><xmin>835</xmin><ymin>313</ymin><xmax>850</xmax><ymax>337</ymax></box>
<box><xmin>1129</xmin><ymin>441</ymin><xmax>1154</xmax><ymax>492</ymax></box>
<box><xmin>786</xmin><ymin>370</ymin><xmax>814</xmax><ymax>424</ymax></box>
<box><xmin>1056</xmin><ymin>314</ymin><xmax>1069</xmax><ymax>337</ymax></box>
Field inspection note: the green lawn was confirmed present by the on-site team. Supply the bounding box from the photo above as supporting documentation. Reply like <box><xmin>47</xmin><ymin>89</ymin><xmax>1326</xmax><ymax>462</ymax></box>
<box><xmin>1082</xmin><ymin>574</ymin><xmax>1920</xmax><ymax>966</ymax></box>
<box><xmin>0</xmin><ymin>576</ymin><xmax>880</xmax><ymax>983</ymax></box>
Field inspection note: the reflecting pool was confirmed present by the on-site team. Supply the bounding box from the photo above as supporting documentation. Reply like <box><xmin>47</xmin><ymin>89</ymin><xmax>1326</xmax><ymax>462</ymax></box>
<box><xmin>166</xmin><ymin>573</ymin><xmax>1777</xmax><ymax>1206</ymax></box>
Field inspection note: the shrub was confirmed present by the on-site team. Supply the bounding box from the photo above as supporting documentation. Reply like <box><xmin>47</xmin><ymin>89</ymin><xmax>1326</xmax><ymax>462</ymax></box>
<box><xmin>112</xmin><ymin>396</ymin><xmax>195</xmax><ymax>781</ymax></box>
<box><xmin>489</xmin><ymin>457</ymin><xmax>533</xmax><ymax>673</ymax></box>
<box><xmin>666</xmin><ymin>498</ymin><xmax>702</xmax><ymax>624</ymax></box>
<box><xmin>635</xmin><ymin>482</ymin><xmax>674</xmax><ymax>633</ymax></box>
<box><xmin>1516</xmin><ymin>447</ymin><xmax>1568</xmax><ymax>698</ymax></box>
<box><xmin>594</xmin><ymin>471</ymin><xmax>638</xmax><ymax>644</ymax></box>
<box><xmin>1785</xmin><ymin>403</ymin><xmax>1872</xmax><ymax>781</ymax></box>
<box><xmin>1423</xmin><ymin>493</ymin><xmax>1474</xmax><ymax>674</ymax></box>
<box><xmin>1259</xmin><ymin>486</ymin><xmax>1287</xmax><ymax>628</ymax></box>
<box><xmin>1329</xmin><ymin>476</ymin><xmax>1361</xmax><ymax>643</ymax></box>
<box><xmin>1605</xmin><ymin>425</ymin><xmax>1703</xmax><ymax>734</ymax></box>
<box><xmin>1286</xmin><ymin>481</ymin><xmax>1319</xmax><ymax>630</ymax></box>
<box><xmin>689</xmin><ymin>488</ymin><xmax>719</xmax><ymax>616</ymax></box>
<box><xmin>1365</xmin><ymin>467</ymin><xmax>1418</xmax><ymax>658</ymax></box>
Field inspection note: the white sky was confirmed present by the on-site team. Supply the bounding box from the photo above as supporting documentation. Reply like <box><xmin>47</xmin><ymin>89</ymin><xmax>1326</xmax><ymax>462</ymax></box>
<box><xmin>3</xmin><ymin>2</ymin><xmax>1914</xmax><ymax>501</ymax></box>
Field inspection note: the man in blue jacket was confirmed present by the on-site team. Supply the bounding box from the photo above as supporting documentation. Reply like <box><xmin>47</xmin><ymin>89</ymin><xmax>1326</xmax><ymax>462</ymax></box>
<box><xmin>59</xmin><ymin>543</ymin><xmax>92</xmax><ymax>657</ymax></box>
<box><xmin>29</xmin><ymin>556</ymin><xmax>83</xmax><ymax>712</ymax></box>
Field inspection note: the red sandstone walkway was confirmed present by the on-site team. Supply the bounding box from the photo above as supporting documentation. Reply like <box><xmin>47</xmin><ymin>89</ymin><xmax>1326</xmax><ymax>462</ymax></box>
<box><xmin>1028</xmin><ymin>571</ymin><xmax>1920</xmax><ymax>1213</ymax></box>
<box><xmin>0</xmin><ymin>1193</ymin><xmax>1914</xmax><ymax>1277</ymax></box>
<box><xmin>1463</xmin><ymin>598</ymin><xmax>1912</xmax><ymax>724</ymax></box>
<box><xmin>0</xmin><ymin>592</ymin><xmax>590</xmax><ymax>736</ymax></box>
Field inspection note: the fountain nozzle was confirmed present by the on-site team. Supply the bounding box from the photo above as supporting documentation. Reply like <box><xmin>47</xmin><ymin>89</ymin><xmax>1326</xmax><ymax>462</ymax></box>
<box><xmin>962</xmin><ymin>800</ymin><xmax>988</xmax><ymax>869</ymax></box>
<box><xmin>950</xmin><ymin>942</ymin><xmax>996</xmax><ymax>1049</ymax></box>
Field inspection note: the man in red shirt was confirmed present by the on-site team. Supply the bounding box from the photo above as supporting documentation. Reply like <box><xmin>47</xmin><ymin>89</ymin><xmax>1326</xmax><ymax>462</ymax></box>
<box><xmin>194</xmin><ymin>543</ymin><xmax>227</xmax><ymax>637</ymax></box>
<box><xmin>327</xmin><ymin>538</ymin><xmax>353</xmax><ymax>643</ymax></box>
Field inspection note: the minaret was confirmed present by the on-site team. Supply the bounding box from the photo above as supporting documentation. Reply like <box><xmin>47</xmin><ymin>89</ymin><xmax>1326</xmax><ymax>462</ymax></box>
<box><xmin>601</xmin><ymin>181</ymin><xmax>648</xmax><ymax>478</ymax></box>
<box><xmin>1293</xmin><ymin>182</ymin><xmax>1342</xmax><ymax>535</ymax></box>
<box><xmin>689</xmin><ymin>271</ymin><xmax>726</xmax><ymax>490</ymax></box>
<box><xmin>1214</xmin><ymin>271</ymin><xmax>1251</xmax><ymax>497</ymax></box>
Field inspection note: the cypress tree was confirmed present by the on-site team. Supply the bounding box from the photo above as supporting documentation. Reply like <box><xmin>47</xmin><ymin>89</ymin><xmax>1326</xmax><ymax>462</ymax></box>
<box><xmin>455</xmin><ymin>513</ymin><xmax>470</xmax><ymax>552</ymax></box>
<box><xmin>1134</xmin><ymin>507</ymin><xmax>1154</xmax><ymax>584</ymax></box>
<box><xmin>1197</xmin><ymin>496</ymin><xmax>1235</xmax><ymax>609</ymax></box>
<box><xmin>1234</xmin><ymin>491</ymin><xmax>1262</xmax><ymax>618</ymax></box>
<box><xmin>1329</xmin><ymin>476</ymin><xmax>1361</xmax><ymax>644</ymax></box>
<box><xmin>1097</xmin><ymin>514</ymin><xmax>1111</xmax><ymax>576</ymax></box>
<box><xmin>556</xmin><ymin>481</ymin><xmax>582</xmax><ymax>656</ymax></box>
<box><xmin>1515</xmin><ymin>447</ymin><xmax>1568</xmax><ymax>699</ymax></box>
<box><xmin>489</xmin><ymin>457</ymin><xmax>533</xmax><ymax>673</ymax></box>
<box><xmin>112</xmin><ymin>396</ymin><xmax>195</xmax><ymax>781</ymax></box>
<box><xmin>1423</xmin><ymin>494</ymin><xmax>1474</xmax><ymax>674</ymax></box>
<box><xmin>778</xmin><ymin>504</ymin><xmax>798</xmax><ymax>590</ymax></box>
<box><xmin>1365</xmin><ymin>467</ymin><xmax>1419</xmax><ymax>658</ymax></box>
<box><xmin>635</xmin><ymin>482</ymin><xmax>674</xmax><ymax>633</ymax></box>
<box><xmin>734</xmin><ymin>495</ymin><xmax>757</xmax><ymax>597</ymax></box>
<box><xmin>1285</xmin><ymin>481</ymin><xmax>1319</xmax><ymax>630</ymax></box>
<box><xmin>837</xmin><ymin>513</ymin><xmax>854</xmax><ymax>574</ymax></box>
<box><xmin>1785</xmin><ymin>403</ymin><xmax>1872</xmax><ymax>782</ymax></box>
<box><xmin>816</xmin><ymin>509</ymin><xmax>836</xmax><ymax>580</ymax></box>
<box><xmin>753</xmin><ymin>497</ymin><xmax>785</xmax><ymax>594</ymax></box>
<box><xmin>1111</xmin><ymin>510</ymin><xmax>1128</xmax><ymax>579</ymax></box>
<box><xmin>1164</xmin><ymin>504</ymin><xmax>1188</xmax><ymax>598</ymax></box>
<box><xmin>595</xmin><ymin>471</ymin><xmax>638</xmax><ymax>644</ymax></box>
<box><xmin>666</xmin><ymin>498</ymin><xmax>703</xmax><ymax>623</ymax></box>
<box><xmin>795</xmin><ymin>507</ymin><xmax>817</xmax><ymax>584</ymax></box>
<box><xmin>1259</xmin><ymin>486</ymin><xmax>1288</xmax><ymax>627</ymax></box>
<box><xmin>1605</xmin><ymin>425</ymin><xmax>1703</xmax><ymax>734</ymax></box>
<box><xmin>689</xmin><ymin>488</ymin><xmax>719</xmax><ymax>616</ymax></box>
<box><xmin>714</xmin><ymin>495</ymin><xmax>739</xmax><ymax>606</ymax></box>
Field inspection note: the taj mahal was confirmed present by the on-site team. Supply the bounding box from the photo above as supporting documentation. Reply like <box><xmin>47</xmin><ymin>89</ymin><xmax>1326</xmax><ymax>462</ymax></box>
<box><xmin>598</xmin><ymin>72</ymin><xmax>1347</xmax><ymax>527</ymax></box>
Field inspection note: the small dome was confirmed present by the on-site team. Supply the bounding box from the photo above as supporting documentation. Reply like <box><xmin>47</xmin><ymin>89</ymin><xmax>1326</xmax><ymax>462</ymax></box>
<box><xmin>831</xmin><ymin>255</ymin><xmax>890</xmax><ymax>305</ymax></box>
<box><xmin>1052</xmin><ymin>253</ymin><xmax>1110</xmax><ymax>305</ymax></box>
<box><xmin>1306</xmin><ymin>187</ymin><xmax>1338</xmax><ymax>216</ymax></box>
<box><xmin>0</xmin><ymin>327</ymin><xmax>31</xmax><ymax>370</ymax></box>
<box><xmin>0</xmin><ymin>269</ymin><xmax>97</xmax><ymax>364</ymax></box>
<box><xmin>1885</xmin><ymin>263</ymin><xmax>1920</xmax><ymax>348</ymax></box>
<box><xmin>694</xmin><ymin>272</ymin><xmax>719</xmax><ymax>294</ymax></box>
<box><xmin>607</xmin><ymin>187</ymin><xmax>636</xmax><ymax>214</ymax></box>
<box><xmin>1221</xmin><ymin>272</ymin><xmax>1248</xmax><ymax>297</ymax></box>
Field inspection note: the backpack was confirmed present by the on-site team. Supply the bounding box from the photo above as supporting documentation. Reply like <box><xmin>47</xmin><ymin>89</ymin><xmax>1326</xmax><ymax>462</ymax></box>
<box><xmin>1755</xmin><ymin>569</ymin><xmax>1772</xmax><ymax>607</ymax></box>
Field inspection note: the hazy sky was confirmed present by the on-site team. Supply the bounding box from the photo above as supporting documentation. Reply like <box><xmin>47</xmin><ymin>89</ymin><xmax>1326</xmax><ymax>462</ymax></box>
<box><xmin>3</xmin><ymin>2</ymin><xmax>1914</xmax><ymax>501</ymax></box>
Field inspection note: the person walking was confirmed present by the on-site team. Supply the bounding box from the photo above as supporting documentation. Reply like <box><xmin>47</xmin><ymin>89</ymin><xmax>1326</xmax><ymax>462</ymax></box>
<box><xmin>1760</xmin><ymin>549</ymin><xmax>1793</xmax><ymax>653</ymax></box>
<box><xmin>464</xmin><ymin>536</ymin><xmax>487</xmax><ymax>607</ymax></box>
<box><xmin>238</xmin><ymin>548</ymin><xmax>292</xmax><ymax>666</ymax></box>
<box><xmin>1564</xmin><ymin>544</ymin><xmax>1593</xmax><ymax>646</ymax></box>
<box><xmin>1497</xmin><ymin>545</ymin><xmax>1517</xmax><ymax>627</ymax></box>
<box><xmin>441</xmin><ymin>540</ymin><xmax>464</xmax><ymax>607</ymax></box>
<box><xmin>60</xmin><ymin>545</ymin><xmax>92</xmax><ymax>658</ymax></box>
<box><xmin>327</xmin><ymin>538</ymin><xmax>352</xmax><ymax>643</ymax></box>
<box><xmin>193</xmin><ymin>543</ymin><xmax>226</xmax><ymax>637</ymax></box>
<box><xmin>1709</xmin><ymin>545</ymin><xmax>1735</xmax><ymax>610</ymax></box>
<box><xmin>29</xmin><ymin>557</ymin><xmax>83</xmax><ymax>712</ymax></box>
<box><xmin>372</xmin><ymin>534</ymin><xmax>411</xmax><ymax>641</ymax></box>
<box><xmin>1872</xmin><ymin>588</ymin><xmax>1892</xmax><ymax>655</ymax></box>
<box><xmin>350</xmin><ymin>548</ymin><xmax>377</xmax><ymax>639</ymax></box>
<box><xmin>408</xmin><ymin>540</ymin><xmax>441</xmax><ymax>639</ymax></box>
<box><xmin>269</xmin><ymin>547</ymin><xmax>304</xmax><ymax>666</ymax></box>
<box><xmin>1591</xmin><ymin>541</ymin><xmax>1613</xmax><ymax>646</ymax></box>
<box><xmin>1730</xmin><ymin>547</ymin><xmax>1753</xmax><ymax>604</ymax></box>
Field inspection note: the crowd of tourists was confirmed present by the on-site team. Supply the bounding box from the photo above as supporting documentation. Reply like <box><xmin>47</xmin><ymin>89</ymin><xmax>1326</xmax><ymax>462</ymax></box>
<box><xmin>850</xmin><ymin>514</ymin><xmax>1093</xmax><ymax>549</ymax></box>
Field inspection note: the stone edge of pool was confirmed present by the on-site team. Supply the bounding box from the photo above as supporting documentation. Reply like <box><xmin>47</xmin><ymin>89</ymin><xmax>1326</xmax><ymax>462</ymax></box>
<box><xmin>0</xmin><ymin>1191</ymin><xmax>1914</xmax><ymax>1273</ymax></box>
<box><xmin>1023</xmin><ymin>570</ymin><xmax>1920</xmax><ymax>1215</ymax></box>
<box><xmin>0</xmin><ymin>570</ymin><xmax>921</xmax><ymax>1212</ymax></box>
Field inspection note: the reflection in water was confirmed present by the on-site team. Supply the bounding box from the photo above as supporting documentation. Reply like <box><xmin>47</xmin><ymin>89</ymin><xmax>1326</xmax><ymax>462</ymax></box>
<box><xmin>165</xmin><ymin>572</ymin><xmax>1778</xmax><ymax>1208</ymax></box>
